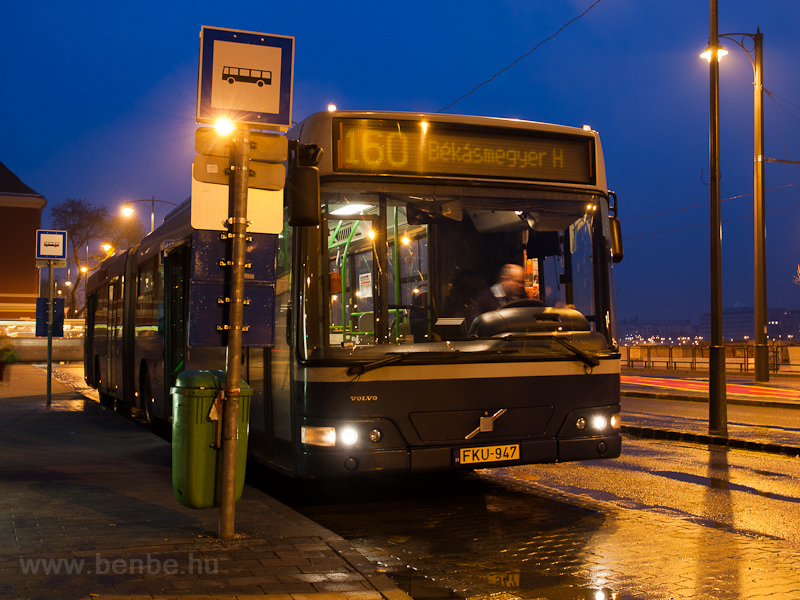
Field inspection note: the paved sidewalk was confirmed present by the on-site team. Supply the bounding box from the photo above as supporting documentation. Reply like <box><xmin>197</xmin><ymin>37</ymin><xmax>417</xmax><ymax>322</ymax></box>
<box><xmin>0</xmin><ymin>365</ymin><xmax>411</xmax><ymax>600</ymax></box>
<box><xmin>621</xmin><ymin>371</ymin><xmax>800</xmax><ymax>456</ymax></box>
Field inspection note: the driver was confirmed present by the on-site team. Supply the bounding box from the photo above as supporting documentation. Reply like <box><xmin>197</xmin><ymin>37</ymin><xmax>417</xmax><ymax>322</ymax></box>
<box><xmin>467</xmin><ymin>264</ymin><xmax>527</xmax><ymax>326</ymax></box>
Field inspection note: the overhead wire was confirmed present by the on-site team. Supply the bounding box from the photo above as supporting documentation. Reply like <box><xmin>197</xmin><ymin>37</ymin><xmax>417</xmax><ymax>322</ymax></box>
<box><xmin>623</xmin><ymin>183</ymin><xmax>800</xmax><ymax>242</ymax></box>
<box><xmin>623</xmin><ymin>182</ymin><xmax>800</xmax><ymax>225</ymax></box>
<box><xmin>438</xmin><ymin>0</ymin><xmax>604</xmax><ymax>113</ymax></box>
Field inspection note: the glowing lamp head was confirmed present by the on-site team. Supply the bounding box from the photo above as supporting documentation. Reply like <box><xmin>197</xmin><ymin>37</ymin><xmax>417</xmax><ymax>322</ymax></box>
<box><xmin>214</xmin><ymin>117</ymin><xmax>236</xmax><ymax>136</ymax></box>
<box><xmin>701</xmin><ymin>46</ymin><xmax>728</xmax><ymax>62</ymax></box>
<box><xmin>122</xmin><ymin>205</ymin><xmax>134</xmax><ymax>217</ymax></box>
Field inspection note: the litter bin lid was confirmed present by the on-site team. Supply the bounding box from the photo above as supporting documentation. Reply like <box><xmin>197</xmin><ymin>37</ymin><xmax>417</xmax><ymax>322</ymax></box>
<box><xmin>170</xmin><ymin>369</ymin><xmax>252</xmax><ymax>396</ymax></box>
<box><xmin>171</xmin><ymin>370</ymin><xmax>222</xmax><ymax>396</ymax></box>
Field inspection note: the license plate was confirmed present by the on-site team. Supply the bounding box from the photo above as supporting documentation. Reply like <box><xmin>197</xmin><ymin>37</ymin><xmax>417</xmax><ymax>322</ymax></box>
<box><xmin>455</xmin><ymin>444</ymin><xmax>520</xmax><ymax>465</ymax></box>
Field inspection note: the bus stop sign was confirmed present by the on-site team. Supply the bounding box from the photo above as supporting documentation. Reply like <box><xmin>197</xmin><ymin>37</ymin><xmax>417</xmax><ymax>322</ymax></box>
<box><xmin>197</xmin><ymin>26</ymin><xmax>294</xmax><ymax>129</ymax></box>
<box><xmin>36</xmin><ymin>230</ymin><xmax>67</xmax><ymax>261</ymax></box>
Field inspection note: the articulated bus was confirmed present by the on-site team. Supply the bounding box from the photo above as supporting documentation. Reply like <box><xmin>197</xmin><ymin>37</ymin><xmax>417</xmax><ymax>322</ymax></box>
<box><xmin>85</xmin><ymin>110</ymin><xmax>624</xmax><ymax>477</ymax></box>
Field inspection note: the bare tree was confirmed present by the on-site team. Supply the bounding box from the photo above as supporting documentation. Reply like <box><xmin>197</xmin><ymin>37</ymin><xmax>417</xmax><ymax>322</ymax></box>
<box><xmin>51</xmin><ymin>198</ymin><xmax>146</xmax><ymax>317</ymax></box>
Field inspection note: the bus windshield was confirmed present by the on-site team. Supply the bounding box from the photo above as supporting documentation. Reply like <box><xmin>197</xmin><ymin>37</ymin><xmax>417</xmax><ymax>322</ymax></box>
<box><xmin>312</xmin><ymin>185</ymin><xmax>614</xmax><ymax>359</ymax></box>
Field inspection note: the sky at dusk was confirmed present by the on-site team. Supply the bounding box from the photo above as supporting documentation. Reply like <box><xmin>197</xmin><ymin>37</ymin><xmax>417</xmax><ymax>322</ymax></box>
<box><xmin>3</xmin><ymin>1</ymin><xmax>800</xmax><ymax>323</ymax></box>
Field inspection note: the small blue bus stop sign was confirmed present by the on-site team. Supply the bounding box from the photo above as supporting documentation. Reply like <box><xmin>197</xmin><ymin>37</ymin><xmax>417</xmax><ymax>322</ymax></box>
<box><xmin>197</xmin><ymin>26</ymin><xmax>294</xmax><ymax>129</ymax></box>
<box><xmin>36</xmin><ymin>230</ymin><xmax>67</xmax><ymax>261</ymax></box>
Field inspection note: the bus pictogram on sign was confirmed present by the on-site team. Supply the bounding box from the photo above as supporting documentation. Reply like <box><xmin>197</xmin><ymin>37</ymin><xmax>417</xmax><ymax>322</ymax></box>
<box><xmin>222</xmin><ymin>66</ymin><xmax>272</xmax><ymax>87</ymax></box>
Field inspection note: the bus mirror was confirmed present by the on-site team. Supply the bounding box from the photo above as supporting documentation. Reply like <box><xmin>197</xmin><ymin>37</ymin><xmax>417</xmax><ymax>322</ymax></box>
<box><xmin>287</xmin><ymin>166</ymin><xmax>320</xmax><ymax>226</ymax></box>
<box><xmin>610</xmin><ymin>216</ymin><xmax>624</xmax><ymax>263</ymax></box>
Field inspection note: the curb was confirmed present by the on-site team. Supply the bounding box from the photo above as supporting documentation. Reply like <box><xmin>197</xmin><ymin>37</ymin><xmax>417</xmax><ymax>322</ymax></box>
<box><xmin>621</xmin><ymin>424</ymin><xmax>800</xmax><ymax>457</ymax></box>
<box><xmin>621</xmin><ymin>389</ymin><xmax>800</xmax><ymax>411</ymax></box>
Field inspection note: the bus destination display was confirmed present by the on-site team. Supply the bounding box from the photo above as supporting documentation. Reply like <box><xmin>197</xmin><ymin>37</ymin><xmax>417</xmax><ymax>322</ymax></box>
<box><xmin>333</xmin><ymin>118</ymin><xmax>595</xmax><ymax>184</ymax></box>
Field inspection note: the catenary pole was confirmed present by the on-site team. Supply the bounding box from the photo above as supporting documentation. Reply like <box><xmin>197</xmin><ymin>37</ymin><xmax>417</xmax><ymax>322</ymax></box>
<box><xmin>753</xmin><ymin>30</ymin><xmax>768</xmax><ymax>382</ymax></box>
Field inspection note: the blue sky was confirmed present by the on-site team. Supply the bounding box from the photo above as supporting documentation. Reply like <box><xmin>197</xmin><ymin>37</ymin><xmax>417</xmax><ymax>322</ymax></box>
<box><xmin>3</xmin><ymin>1</ymin><xmax>800</xmax><ymax>322</ymax></box>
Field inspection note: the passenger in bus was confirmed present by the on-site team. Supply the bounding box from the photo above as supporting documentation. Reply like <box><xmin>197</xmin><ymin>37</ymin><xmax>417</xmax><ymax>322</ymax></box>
<box><xmin>467</xmin><ymin>264</ymin><xmax>531</xmax><ymax>326</ymax></box>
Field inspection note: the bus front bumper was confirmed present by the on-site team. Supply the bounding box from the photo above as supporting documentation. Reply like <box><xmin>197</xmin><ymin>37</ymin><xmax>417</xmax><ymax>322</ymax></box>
<box><xmin>296</xmin><ymin>434</ymin><xmax>621</xmax><ymax>477</ymax></box>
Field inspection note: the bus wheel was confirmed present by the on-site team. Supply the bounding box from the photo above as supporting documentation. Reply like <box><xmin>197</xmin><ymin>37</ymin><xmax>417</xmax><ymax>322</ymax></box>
<box><xmin>257</xmin><ymin>80</ymin><xmax>264</xmax><ymax>87</ymax></box>
<box><xmin>99</xmin><ymin>391</ymin><xmax>115</xmax><ymax>409</ymax></box>
<box><xmin>227</xmin><ymin>77</ymin><xmax>235</xmax><ymax>84</ymax></box>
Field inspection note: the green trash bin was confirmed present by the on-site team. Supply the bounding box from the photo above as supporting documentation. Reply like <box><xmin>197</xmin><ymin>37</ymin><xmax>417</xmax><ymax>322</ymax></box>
<box><xmin>171</xmin><ymin>370</ymin><xmax>251</xmax><ymax>509</ymax></box>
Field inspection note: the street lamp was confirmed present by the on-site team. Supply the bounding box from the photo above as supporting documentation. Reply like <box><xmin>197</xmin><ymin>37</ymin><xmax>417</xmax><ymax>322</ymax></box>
<box><xmin>79</xmin><ymin>242</ymin><xmax>114</xmax><ymax>274</ymax></box>
<box><xmin>702</xmin><ymin>29</ymin><xmax>768</xmax><ymax>382</ymax></box>
<box><xmin>121</xmin><ymin>196</ymin><xmax>179</xmax><ymax>233</ymax></box>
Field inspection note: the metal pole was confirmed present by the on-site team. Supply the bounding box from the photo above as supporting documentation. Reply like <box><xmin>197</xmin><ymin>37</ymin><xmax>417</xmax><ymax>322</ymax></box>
<box><xmin>709</xmin><ymin>0</ymin><xmax>727</xmax><ymax>433</ymax></box>
<box><xmin>150</xmin><ymin>196</ymin><xmax>155</xmax><ymax>234</ymax></box>
<box><xmin>46</xmin><ymin>261</ymin><xmax>54</xmax><ymax>408</ymax></box>
<box><xmin>219</xmin><ymin>125</ymin><xmax>250</xmax><ymax>540</ymax></box>
<box><xmin>753</xmin><ymin>29</ymin><xmax>769</xmax><ymax>382</ymax></box>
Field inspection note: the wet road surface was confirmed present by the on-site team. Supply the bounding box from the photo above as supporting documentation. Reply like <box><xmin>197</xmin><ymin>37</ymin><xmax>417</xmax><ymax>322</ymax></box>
<box><xmin>280</xmin><ymin>438</ymin><xmax>800</xmax><ymax>600</ymax></box>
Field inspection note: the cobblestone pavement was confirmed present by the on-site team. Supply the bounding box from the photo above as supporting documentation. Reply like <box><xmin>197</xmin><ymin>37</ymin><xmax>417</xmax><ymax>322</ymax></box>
<box><xmin>0</xmin><ymin>365</ymin><xmax>411</xmax><ymax>600</ymax></box>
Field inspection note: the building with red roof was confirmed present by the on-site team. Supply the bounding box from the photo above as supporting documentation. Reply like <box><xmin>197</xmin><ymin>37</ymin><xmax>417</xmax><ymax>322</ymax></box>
<box><xmin>0</xmin><ymin>162</ymin><xmax>45</xmax><ymax>320</ymax></box>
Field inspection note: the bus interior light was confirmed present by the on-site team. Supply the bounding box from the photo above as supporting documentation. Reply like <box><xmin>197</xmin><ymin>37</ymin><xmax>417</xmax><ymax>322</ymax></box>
<box><xmin>301</xmin><ymin>426</ymin><xmax>336</xmax><ymax>446</ymax></box>
<box><xmin>330</xmin><ymin>204</ymin><xmax>370</xmax><ymax>216</ymax></box>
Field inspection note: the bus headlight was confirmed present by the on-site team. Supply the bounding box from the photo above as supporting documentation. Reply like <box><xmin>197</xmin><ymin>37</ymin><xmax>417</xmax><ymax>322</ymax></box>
<box><xmin>610</xmin><ymin>413</ymin><xmax>621</xmax><ymax>429</ymax></box>
<box><xmin>592</xmin><ymin>415</ymin><xmax>608</xmax><ymax>431</ymax></box>
<box><xmin>301</xmin><ymin>426</ymin><xmax>336</xmax><ymax>447</ymax></box>
<box><xmin>339</xmin><ymin>427</ymin><xmax>358</xmax><ymax>446</ymax></box>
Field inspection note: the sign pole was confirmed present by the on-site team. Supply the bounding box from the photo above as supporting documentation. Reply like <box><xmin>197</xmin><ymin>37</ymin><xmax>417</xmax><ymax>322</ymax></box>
<box><xmin>46</xmin><ymin>260</ymin><xmax>54</xmax><ymax>408</ymax></box>
<box><xmin>219</xmin><ymin>125</ymin><xmax>251</xmax><ymax>540</ymax></box>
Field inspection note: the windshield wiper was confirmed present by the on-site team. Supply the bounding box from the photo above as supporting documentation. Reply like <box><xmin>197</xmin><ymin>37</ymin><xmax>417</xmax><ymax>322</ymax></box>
<box><xmin>347</xmin><ymin>353</ymin><xmax>409</xmax><ymax>376</ymax></box>
<box><xmin>551</xmin><ymin>337</ymin><xmax>600</xmax><ymax>367</ymax></box>
<box><xmin>499</xmin><ymin>334</ymin><xmax>600</xmax><ymax>368</ymax></box>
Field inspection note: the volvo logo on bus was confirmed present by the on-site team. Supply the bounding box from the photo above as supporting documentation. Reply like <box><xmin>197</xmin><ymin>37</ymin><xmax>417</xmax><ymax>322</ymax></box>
<box><xmin>350</xmin><ymin>395</ymin><xmax>378</xmax><ymax>402</ymax></box>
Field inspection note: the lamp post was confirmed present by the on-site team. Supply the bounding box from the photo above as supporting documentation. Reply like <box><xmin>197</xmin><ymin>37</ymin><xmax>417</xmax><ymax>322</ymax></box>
<box><xmin>121</xmin><ymin>196</ymin><xmax>179</xmax><ymax>233</ymax></box>
<box><xmin>706</xmin><ymin>0</ymin><xmax>727</xmax><ymax>434</ymax></box>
